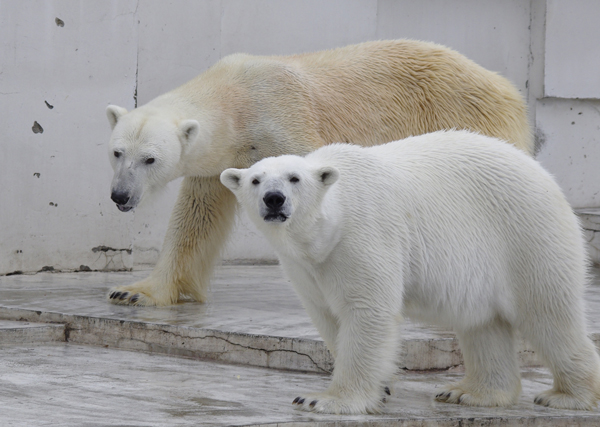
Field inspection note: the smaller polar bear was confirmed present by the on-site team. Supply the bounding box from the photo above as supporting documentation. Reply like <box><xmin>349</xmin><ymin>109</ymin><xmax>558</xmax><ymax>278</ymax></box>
<box><xmin>220</xmin><ymin>130</ymin><xmax>600</xmax><ymax>415</ymax></box>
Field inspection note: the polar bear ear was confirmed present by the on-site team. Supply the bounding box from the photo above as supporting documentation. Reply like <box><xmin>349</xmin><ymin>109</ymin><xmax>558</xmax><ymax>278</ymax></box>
<box><xmin>178</xmin><ymin>120</ymin><xmax>200</xmax><ymax>147</ymax></box>
<box><xmin>106</xmin><ymin>105</ymin><xmax>128</xmax><ymax>130</ymax></box>
<box><xmin>220</xmin><ymin>168</ymin><xmax>243</xmax><ymax>191</ymax></box>
<box><xmin>315</xmin><ymin>166</ymin><xmax>339</xmax><ymax>187</ymax></box>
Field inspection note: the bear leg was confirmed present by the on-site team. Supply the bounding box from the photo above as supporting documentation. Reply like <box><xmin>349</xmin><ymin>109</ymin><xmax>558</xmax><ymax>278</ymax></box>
<box><xmin>297</xmin><ymin>299</ymin><xmax>339</xmax><ymax>359</ymax></box>
<box><xmin>436</xmin><ymin>319</ymin><xmax>521</xmax><ymax>407</ymax></box>
<box><xmin>107</xmin><ymin>176</ymin><xmax>238</xmax><ymax>306</ymax></box>
<box><xmin>521</xmin><ymin>310</ymin><xmax>600</xmax><ymax>410</ymax></box>
<box><xmin>280</xmin><ymin>260</ymin><xmax>340</xmax><ymax>358</ymax></box>
<box><xmin>293</xmin><ymin>308</ymin><xmax>400</xmax><ymax>414</ymax></box>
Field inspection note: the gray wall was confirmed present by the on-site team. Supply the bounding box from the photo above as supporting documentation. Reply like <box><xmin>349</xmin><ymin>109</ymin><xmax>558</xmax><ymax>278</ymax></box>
<box><xmin>1</xmin><ymin>0</ymin><xmax>599</xmax><ymax>274</ymax></box>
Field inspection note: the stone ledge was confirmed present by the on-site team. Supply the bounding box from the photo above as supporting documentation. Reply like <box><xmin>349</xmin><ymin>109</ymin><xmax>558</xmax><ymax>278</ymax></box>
<box><xmin>576</xmin><ymin>208</ymin><xmax>600</xmax><ymax>265</ymax></box>
<box><xmin>0</xmin><ymin>307</ymin><xmax>334</xmax><ymax>373</ymax></box>
<box><xmin>0</xmin><ymin>319</ymin><xmax>65</xmax><ymax>344</ymax></box>
<box><xmin>577</xmin><ymin>208</ymin><xmax>600</xmax><ymax>232</ymax></box>
<box><xmin>2</xmin><ymin>306</ymin><xmax>599</xmax><ymax>374</ymax></box>
<box><xmin>0</xmin><ymin>267</ymin><xmax>599</xmax><ymax>373</ymax></box>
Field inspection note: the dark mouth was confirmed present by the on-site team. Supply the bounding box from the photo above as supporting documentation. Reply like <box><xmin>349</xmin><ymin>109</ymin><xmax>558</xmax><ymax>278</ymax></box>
<box><xmin>116</xmin><ymin>204</ymin><xmax>133</xmax><ymax>212</ymax></box>
<box><xmin>264</xmin><ymin>213</ymin><xmax>287</xmax><ymax>222</ymax></box>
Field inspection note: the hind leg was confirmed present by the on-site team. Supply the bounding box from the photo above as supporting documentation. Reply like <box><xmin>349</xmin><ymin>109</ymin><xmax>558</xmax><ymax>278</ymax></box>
<box><xmin>521</xmin><ymin>309</ymin><xmax>600</xmax><ymax>410</ymax></box>
<box><xmin>436</xmin><ymin>319</ymin><xmax>521</xmax><ymax>407</ymax></box>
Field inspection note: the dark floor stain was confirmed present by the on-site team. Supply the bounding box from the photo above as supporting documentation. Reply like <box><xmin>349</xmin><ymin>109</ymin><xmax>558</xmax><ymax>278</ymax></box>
<box><xmin>92</xmin><ymin>245</ymin><xmax>132</xmax><ymax>254</ymax></box>
<box><xmin>5</xmin><ymin>271</ymin><xmax>23</xmax><ymax>276</ymax></box>
<box><xmin>32</xmin><ymin>121</ymin><xmax>44</xmax><ymax>134</ymax></box>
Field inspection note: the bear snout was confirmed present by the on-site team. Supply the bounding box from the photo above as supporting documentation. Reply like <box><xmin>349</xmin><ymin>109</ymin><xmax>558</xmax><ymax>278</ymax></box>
<box><xmin>263</xmin><ymin>191</ymin><xmax>286</xmax><ymax>209</ymax></box>
<box><xmin>111</xmin><ymin>191</ymin><xmax>130</xmax><ymax>206</ymax></box>
<box><xmin>262</xmin><ymin>191</ymin><xmax>288</xmax><ymax>222</ymax></box>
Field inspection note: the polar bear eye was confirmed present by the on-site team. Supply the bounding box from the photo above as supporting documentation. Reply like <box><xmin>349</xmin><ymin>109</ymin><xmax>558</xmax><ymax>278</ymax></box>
<box><xmin>145</xmin><ymin>158</ymin><xmax>155</xmax><ymax>165</ymax></box>
<box><xmin>252</xmin><ymin>179</ymin><xmax>260</xmax><ymax>185</ymax></box>
<box><xmin>113</xmin><ymin>151</ymin><xmax>121</xmax><ymax>158</ymax></box>
<box><xmin>289</xmin><ymin>176</ymin><xmax>300</xmax><ymax>183</ymax></box>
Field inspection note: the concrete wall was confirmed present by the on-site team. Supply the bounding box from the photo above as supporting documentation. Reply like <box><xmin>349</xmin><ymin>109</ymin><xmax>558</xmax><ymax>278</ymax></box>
<box><xmin>1</xmin><ymin>0</ymin><xmax>599</xmax><ymax>274</ymax></box>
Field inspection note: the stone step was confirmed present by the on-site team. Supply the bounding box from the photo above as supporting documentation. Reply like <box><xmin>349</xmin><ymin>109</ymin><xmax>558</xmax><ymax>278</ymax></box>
<box><xmin>577</xmin><ymin>208</ymin><xmax>600</xmax><ymax>264</ymax></box>
<box><xmin>0</xmin><ymin>342</ymin><xmax>598</xmax><ymax>426</ymax></box>
<box><xmin>0</xmin><ymin>319</ymin><xmax>64</xmax><ymax>344</ymax></box>
<box><xmin>0</xmin><ymin>266</ymin><xmax>599</xmax><ymax>373</ymax></box>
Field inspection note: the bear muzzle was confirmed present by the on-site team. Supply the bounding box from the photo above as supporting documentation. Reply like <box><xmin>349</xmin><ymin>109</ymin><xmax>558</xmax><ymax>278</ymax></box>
<box><xmin>262</xmin><ymin>191</ymin><xmax>288</xmax><ymax>222</ymax></box>
<box><xmin>111</xmin><ymin>191</ymin><xmax>134</xmax><ymax>212</ymax></box>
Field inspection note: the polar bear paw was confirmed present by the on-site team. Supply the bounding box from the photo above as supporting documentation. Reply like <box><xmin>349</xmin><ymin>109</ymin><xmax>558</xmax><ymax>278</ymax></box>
<box><xmin>106</xmin><ymin>275</ymin><xmax>180</xmax><ymax>306</ymax></box>
<box><xmin>292</xmin><ymin>388</ymin><xmax>388</xmax><ymax>414</ymax></box>
<box><xmin>107</xmin><ymin>288</ymin><xmax>149</xmax><ymax>306</ymax></box>
<box><xmin>534</xmin><ymin>389</ymin><xmax>596</xmax><ymax>410</ymax></box>
<box><xmin>435</xmin><ymin>383</ymin><xmax>517</xmax><ymax>407</ymax></box>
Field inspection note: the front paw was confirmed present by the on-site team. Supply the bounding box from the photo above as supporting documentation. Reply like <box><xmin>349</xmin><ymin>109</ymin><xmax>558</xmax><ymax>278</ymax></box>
<box><xmin>435</xmin><ymin>382</ymin><xmax>517</xmax><ymax>407</ymax></box>
<box><xmin>292</xmin><ymin>391</ymin><xmax>384</xmax><ymax>414</ymax></box>
<box><xmin>106</xmin><ymin>275</ymin><xmax>180</xmax><ymax>307</ymax></box>
<box><xmin>107</xmin><ymin>288</ymin><xmax>148</xmax><ymax>306</ymax></box>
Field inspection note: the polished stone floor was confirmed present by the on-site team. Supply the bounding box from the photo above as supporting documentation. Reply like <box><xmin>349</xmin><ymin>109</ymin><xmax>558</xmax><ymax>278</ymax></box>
<box><xmin>0</xmin><ymin>265</ymin><xmax>599</xmax><ymax>426</ymax></box>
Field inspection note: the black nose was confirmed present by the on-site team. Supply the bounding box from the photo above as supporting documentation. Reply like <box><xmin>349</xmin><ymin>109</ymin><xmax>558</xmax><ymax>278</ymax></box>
<box><xmin>263</xmin><ymin>191</ymin><xmax>286</xmax><ymax>209</ymax></box>
<box><xmin>111</xmin><ymin>191</ymin><xmax>130</xmax><ymax>205</ymax></box>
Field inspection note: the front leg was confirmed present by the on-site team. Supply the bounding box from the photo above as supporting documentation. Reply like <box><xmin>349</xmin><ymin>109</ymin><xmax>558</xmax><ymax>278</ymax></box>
<box><xmin>108</xmin><ymin>176</ymin><xmax>238</xmax><ymax>306</ymax></box>
<box><xmin>294</xmin><ymin>306</ymin><xmax>401</xmax><ymax>414</ymax></box>
<box><xmin>280</xmin><ymin>259</ymin><xmax>339</xmax><ymax>358</ymax></box>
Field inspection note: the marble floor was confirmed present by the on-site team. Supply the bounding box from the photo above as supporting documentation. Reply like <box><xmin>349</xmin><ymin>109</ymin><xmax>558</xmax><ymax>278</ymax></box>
<box><xmin>0</xmin><ymin>265</ymin><xmax>599</xmax><ymax>426</ymax></box>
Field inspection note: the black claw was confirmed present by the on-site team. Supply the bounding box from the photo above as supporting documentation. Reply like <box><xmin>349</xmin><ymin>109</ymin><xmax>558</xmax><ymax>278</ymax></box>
<box><xmin>458</xmin><ymin>395</ymin><xmax>464</xmax><ymax>404</ymax></box>
<box><xmin>119</xmin><ymin>292</ymin><xmax>129</xmax><ymax>300</ymax></box>
<box><xmin>534</xmin><ymin>397</ymin><xmax>541</xmax><ymax>405</ymax></box>
<box><xmin>293</xmin><ymin>397</ymin><xmax>300</xmax><ymax>404</ymax></box>
<box><xmin>113</xmin><ymin>292</ymin><xmax>122</xmax><ymax>299</ymax></box>
<box><xmin>436</xmin><ymin>392</ymin><xmax>444</xmax><ymax>398</ymax></box>
<box><xmin>130</xmin><ymin>294</ymin><xmax>139</xmax><ymax>304</ymax></box>
<box><xmin>385</xmin><ymin>386</ymin><xmax>391</xmax><ymax>395</ymax></box>
<box><xmin>298</xmin><ymin>398</ymin><xmax>305</xmax><ymax>405</ymax></box>
<box><xmin>309</xmin><ymin>400</ymin><xmax>317</xmax><ymax>408</ymax></box>
<box><xmin>109</xmin><ymin>292</ymin><xmax>116</xmax><ymax>299</ymax></box>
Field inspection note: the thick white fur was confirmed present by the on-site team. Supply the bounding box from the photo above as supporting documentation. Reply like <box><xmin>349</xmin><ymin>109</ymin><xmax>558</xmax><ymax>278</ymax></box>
<box><xmin>105</xmin><ymin>39</ymin><xmax>532</xmax><ymax>306</ymax></box>
<box><xmin>221</xmin><ymin>130</ymin><xmax>600</xmax><ymax>414</ymax></box>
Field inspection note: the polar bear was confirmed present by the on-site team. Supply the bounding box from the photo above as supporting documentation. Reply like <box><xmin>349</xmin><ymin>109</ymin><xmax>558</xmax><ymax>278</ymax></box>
<box><xmin>220</xmin><ymin>130</ymin><xmax>600</xmax><ymax>414</ymax></box>
<box><xmin>106</xmin><ymin>39</ymin><xmax>532</xmax><ymax>306</ymax></box>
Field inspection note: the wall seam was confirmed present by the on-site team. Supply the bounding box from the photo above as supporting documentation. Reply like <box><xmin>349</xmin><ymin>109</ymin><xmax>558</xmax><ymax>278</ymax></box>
<box><xmin>134</xmin><ymin>0</ymin><xmax>140</xmax><ymax>108</ymax></box>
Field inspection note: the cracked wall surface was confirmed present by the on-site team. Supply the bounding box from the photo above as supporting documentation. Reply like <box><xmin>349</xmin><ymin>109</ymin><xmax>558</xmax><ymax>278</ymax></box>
<box><xmin>1</xmin><ymin>0</ymin><xmax>599</xmax><ymax>274</ymax></box>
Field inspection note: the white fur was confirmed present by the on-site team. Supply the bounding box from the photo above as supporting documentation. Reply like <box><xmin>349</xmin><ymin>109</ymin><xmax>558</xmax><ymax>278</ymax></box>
<box><xmin>104</xmin><ymin>39</ymin><xmax>533</xmax><ymax>307</ymax></box>
<box><xmin>106</xmin><ymin>101</ymin><xmax>213</xmax><ymax>211</ymax></box>
<box><xmin>221</xmin><ymin>130</ymin><xmax>600</xmax><ymax>414</ymax></box>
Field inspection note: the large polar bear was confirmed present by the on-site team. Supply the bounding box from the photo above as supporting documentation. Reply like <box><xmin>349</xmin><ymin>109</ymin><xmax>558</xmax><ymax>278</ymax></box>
<box><xmin>220</xmin><ymin>130</ymin><xmax>600</xmax><ymax>414</ymax></box>
<box><xmin>106</xmin><ymin>40</ymin><xmax>532</xmax><ymax>306</ymax></box>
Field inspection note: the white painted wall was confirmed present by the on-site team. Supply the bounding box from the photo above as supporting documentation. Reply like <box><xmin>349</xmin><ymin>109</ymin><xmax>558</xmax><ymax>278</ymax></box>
<box><xmin>0</xmin><ymin>0</ymin><xmax>138</xmax><ymax>274</ymax></box>
<box><xmin>1</xmin><ymin>0</ymin><xmax>599</xmax><ymax>274</ymax></box>
<box><xmin>544</xmin><ymin>0</ymin><xmax>600</xmax><ymax>99</ymax></box>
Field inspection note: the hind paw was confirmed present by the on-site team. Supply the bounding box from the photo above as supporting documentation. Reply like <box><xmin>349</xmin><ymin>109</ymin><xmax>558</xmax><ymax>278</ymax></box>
<box><xmin>534</xmin><ymin>389</ymin><xmax>596</xmax><ymax>411</ymax></box>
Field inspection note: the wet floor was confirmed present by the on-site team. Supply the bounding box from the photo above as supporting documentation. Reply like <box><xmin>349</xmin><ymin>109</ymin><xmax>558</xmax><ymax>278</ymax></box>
<box><xmin>0</xmin><ymin>265</ymin><xmax>598</xmax><ymax>425</ymax></box>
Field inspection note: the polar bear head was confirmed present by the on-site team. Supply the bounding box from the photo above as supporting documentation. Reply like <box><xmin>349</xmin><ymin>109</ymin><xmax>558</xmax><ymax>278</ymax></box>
<box><xmin>220</xmin><ymin>155</ymin><xmax>339</xmax><ymax>227</ymax></box>
<box><xmin>105</xmin><ymin>105</ymin><xmax>207</xmax><ymax>212</ymax></box>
